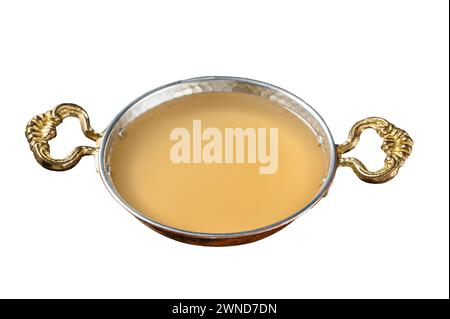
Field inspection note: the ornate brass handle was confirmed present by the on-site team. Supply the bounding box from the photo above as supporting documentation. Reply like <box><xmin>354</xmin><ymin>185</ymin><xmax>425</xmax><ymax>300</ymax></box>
<box><xmin>337</xmin><ymin>117</ymin><xmax>413</xmax><ymax>183</ymax></box>
<box><xmin>25</xmin><ymin>103</ymin><xmax>102</xmax><ymax>171</ymax></box>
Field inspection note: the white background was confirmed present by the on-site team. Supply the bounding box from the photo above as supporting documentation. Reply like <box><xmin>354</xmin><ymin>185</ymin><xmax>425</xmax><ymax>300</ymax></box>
<box><xmin>0</xmin><ymin>0</ymin><xmax>448</xmax><ymax>299</ymax></box>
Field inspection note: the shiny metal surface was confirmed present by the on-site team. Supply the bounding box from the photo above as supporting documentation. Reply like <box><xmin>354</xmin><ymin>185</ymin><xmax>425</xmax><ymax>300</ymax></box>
<box><xmin>98</xmin><ymin>76</ymin><xmax>337</xmax><ymax>242</ymax></box>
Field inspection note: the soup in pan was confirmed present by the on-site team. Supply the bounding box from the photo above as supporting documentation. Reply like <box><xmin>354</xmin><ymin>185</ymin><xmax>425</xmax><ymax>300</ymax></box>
<box><xmin>109</xmin><ymin>92</ymin><xmax>328</xmax><ymax>233</ymax></box>
<box><xmin>26</xmin><ymin>77</ymin><xmax>413</xmax><ymax>245</ymax></box>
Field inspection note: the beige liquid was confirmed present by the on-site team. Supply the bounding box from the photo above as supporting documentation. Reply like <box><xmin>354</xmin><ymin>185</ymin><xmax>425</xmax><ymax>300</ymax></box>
<box><xmin>109</xmin><ymin>92</ymin><xmax>328</xmax><ymax>233</ymax></box>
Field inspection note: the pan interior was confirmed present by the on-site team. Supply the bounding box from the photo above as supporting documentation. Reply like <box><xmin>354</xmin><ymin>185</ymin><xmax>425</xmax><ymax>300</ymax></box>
<box><xmin>100</xmin><ymin>78</ymin><xmax>335</xmax><ymax>235</ymax></box>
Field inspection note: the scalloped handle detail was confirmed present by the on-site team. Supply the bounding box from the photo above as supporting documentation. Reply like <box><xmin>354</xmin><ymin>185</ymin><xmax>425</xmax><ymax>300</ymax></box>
<box><xmin>26</xmin><ymin>103</ymin><xmax>102</xmax><ymax>171</ymax></box>
<box><xmin>337</xmin><ymin>117</ymin><xmax>413</xmax><ymax>183</ymax></box>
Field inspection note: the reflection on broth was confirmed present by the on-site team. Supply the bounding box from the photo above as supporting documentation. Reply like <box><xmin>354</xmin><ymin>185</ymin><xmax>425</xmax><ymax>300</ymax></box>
<box><xmin>109</xmin><ymin>92</ymin><xmax>328</xmax><ymax>233</ymax></box>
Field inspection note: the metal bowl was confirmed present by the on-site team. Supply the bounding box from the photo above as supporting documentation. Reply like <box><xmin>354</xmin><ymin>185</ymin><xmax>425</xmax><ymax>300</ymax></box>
<box><xmin>26</xmin><ymin>76</ymin><xmax>413</xmax><ymax>246</ymax></box>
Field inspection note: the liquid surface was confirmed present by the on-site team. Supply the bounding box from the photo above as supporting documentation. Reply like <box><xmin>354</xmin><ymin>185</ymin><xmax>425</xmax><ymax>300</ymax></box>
<box><xmin>109</xmin><ymin>92</ymin><xmax>328</xmax><ymax>233</ymax></box>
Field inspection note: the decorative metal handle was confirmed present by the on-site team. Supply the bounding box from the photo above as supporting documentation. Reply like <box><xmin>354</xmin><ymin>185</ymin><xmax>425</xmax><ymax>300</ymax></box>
<box><xmin>336</xmin><ymin>117</ymin><xmax>413</xmax><ymax>183</ymax></box>
<box><xmin>25</xmin><ymin>103</ymin><xmax>102</xmax><ymax>171</ymax></box>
